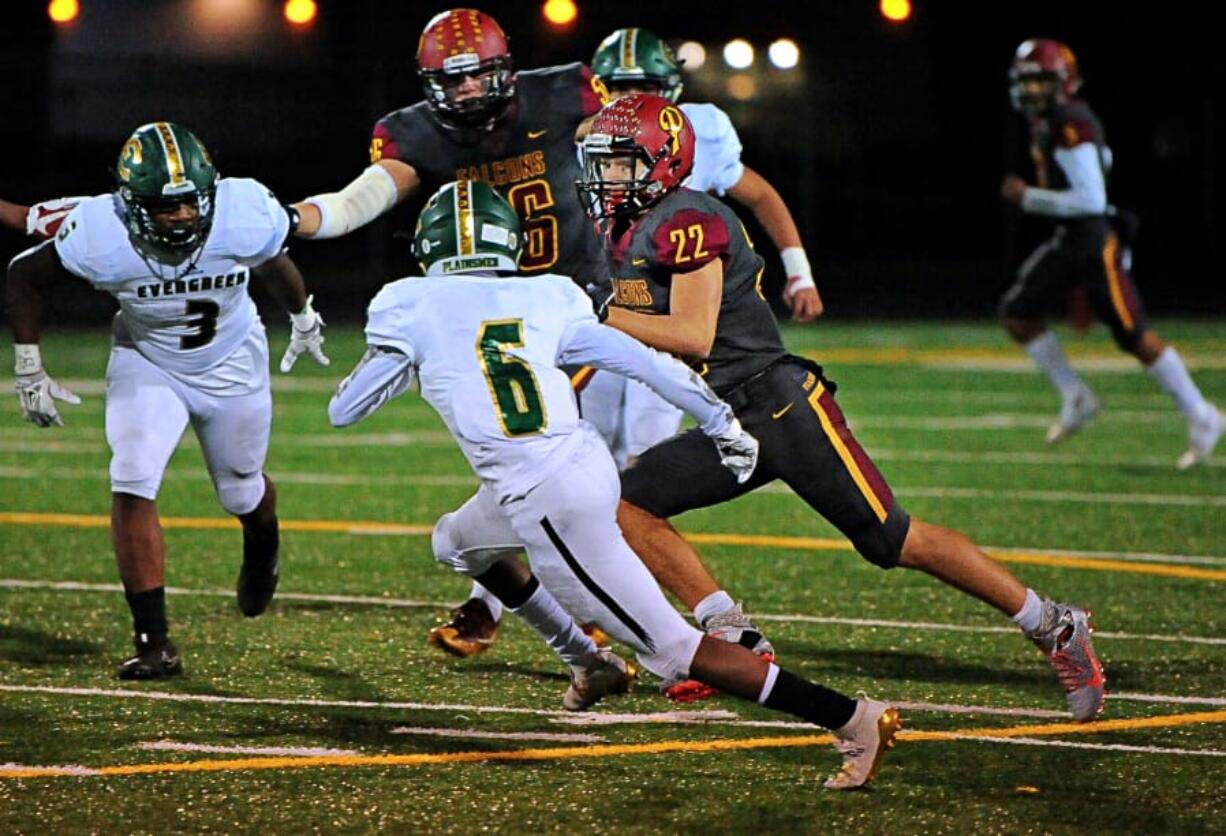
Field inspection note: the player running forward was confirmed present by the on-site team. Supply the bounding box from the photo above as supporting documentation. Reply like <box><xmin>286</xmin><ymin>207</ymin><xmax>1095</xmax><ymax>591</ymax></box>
<box><xmin>5</xmin><ymin>122</ymin><xmax>329</xmax><ymax>679</ymax></box>
<box><xmin>576</xmin><ymin>94</ymin><xmax>1105</xmax><ymax>721</ymax></box>
<box><xmin>327</xmin><ymin>179</ymin><xmax>902</xmax><ymax>790</ymax></box>
<box><xmin>1000</xmin><ymin>38</ymin><xmax>1222</xmax><ymax>467</ymax></box>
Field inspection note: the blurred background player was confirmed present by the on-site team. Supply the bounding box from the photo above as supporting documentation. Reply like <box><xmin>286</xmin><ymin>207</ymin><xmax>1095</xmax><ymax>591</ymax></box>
<box><xmin>287</xmin><ymin>8</ymin><xmax>610</xmax><ymax>654</ymax></box>
<box><xmin>5</xmin><ymin>122</ymin><xmax>328</xmax><ymax>678</ymax></box>
<box><xmin>328</xmin><ymin>179</ymin><xmax>901</xmax><ymax>789</ymax></box>
<box><xmin>579</xmin><ymin>94</ymin><xmax>1105</xmax><ymax>721</ymax></box>
<box><xmin>999</xmin><ymin>38</ymin><xmax>1223</xmax><ymax>468</ymax></box>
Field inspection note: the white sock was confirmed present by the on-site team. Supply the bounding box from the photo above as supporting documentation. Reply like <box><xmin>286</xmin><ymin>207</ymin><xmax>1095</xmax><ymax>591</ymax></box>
<box><xmin>510</xmin><ymin>583</ymin><xmax>597</xmax><ymax>667</ymax></box>
<box><xmin>756</xmin><ymin>662</ymin><xmax>781</xmax><ymax>704</ymax></box>
<box><xmin>470</xmin><ymin>582</ymin><xmax>503</xmax><ymax>622</ymax></box>
<box><xmin>1023</xmin><ymin>332</ymin><xmax>1083</xmax><ymax>398</ymax></box>
<box><xmin>1146</xmin><ymin>347</ymin><xmax>1210</xmax><ymax>421</ymax></box>
<box><xmin>1011</xmin><ymin>588</ymin><xmax>1044</xmax><ymax>634</ymax></box>
<box><xmin>694</xmin><ymin>590</ymin><xmax>737</xmax><ymax>628</ymax></box>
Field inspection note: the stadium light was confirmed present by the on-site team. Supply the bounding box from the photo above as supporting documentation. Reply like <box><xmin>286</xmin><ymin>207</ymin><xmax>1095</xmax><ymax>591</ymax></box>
<box><xmin>881</xmin><ymin>0</ymin><xmax>912</xmax><ymax>23</ymax></box>
<box><xmin>725</xmin><ymin>74</ymin><xmax>757</xmax><ymax>101</ymax></box>
<box><xmin>768</xmin><ymin>39</ymin><xmax>799</xmax><ymax>70</ymax></box>
<box><xmin>722</xmin><ymin>39</ymin><xmax>754</xmax><ymax>70</ymax></box>
<box><xmin>284</xmin><ymin>0</ymin><xmax>316</xmax><ymax>27</ymax></box>
<box><xmin>677</xmin><ymin>41</ymin><xmax>706</xmax><ymax>72</ymax></box>
<box><xmin>542</xmin><ymin>0</ymin><xmax>577</xmax><ymax>27</ymax></box>
<box><xmin>48</xmin><ymin>0</ymin><xmax>79</xmax><ymax>24</ymax></box>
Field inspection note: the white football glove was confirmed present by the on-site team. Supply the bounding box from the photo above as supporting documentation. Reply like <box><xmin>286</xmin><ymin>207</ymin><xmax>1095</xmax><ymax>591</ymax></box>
<box><xmin>27</xmin><ymin>196</ymin><xmax>86</xmax><ymax>240</ymax></box>
<box><xmin>279</xmin><ymin>295</ymin><xmax>330</xmax><ymax>373</ymax></box>
<box><xmin>15</xmin><ymin>369</ymin><xmax>81</xmax><ymax>427</ymax></box>
<box><xmin>711</xmin><ymin>417</ymin><xmax>760</xmax><ymax>484</ymax></box>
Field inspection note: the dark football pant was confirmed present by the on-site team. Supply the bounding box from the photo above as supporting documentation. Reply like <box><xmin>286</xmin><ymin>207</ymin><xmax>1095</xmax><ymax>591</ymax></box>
<box><xmin>620</xmin><ymin>356</ymin><xmax>910</xmax><ymax>569</ymax></box>
<box><xmin>999</xmin><ymin>230</ymin><xmax>1149</xmax><ymax>352</ymax></box>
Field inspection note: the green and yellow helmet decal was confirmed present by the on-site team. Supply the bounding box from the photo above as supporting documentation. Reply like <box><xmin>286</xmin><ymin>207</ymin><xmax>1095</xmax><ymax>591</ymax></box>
<box><xmin>591</xmin><ymin>28</ymin><xmax>683</xmax><ymax>103</ymax></box>
<box><xmin>115</xmin><ymin>121</ymin><xmax>218</xmax><ymax>264</ymax></box>
<box><xmin>412</xmin><ymin>180</ymin><xmax>522</xmax><ymax>276</ymax></box>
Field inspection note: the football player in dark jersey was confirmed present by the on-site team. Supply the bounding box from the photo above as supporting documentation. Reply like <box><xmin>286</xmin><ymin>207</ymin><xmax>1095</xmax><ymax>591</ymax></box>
<box><xmin>287</xmin><ymin>8</ymin><xmax>613</xmax><ymax>656</ymax></box>
<box><xmin>1000</xmin><ymin>38</ymin><xmax>1222</xmax><ymax>468</ymax></box>
<box><xmin>578</xmin><ymin>94</ymin><xmax>1105</xmax><ymax>721</ymax></box>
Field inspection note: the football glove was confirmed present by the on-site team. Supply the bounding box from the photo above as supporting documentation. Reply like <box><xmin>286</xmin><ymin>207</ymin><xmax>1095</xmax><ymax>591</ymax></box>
<box><xmin>15</xmin><ymin>368</ymin><xmax>81</xmax><ymax>427</ymax></box>
<box><xmin>585</xmin><ymin>283</ymin><xmax>613</xmax><ymax>323</ymax></box>
<box><xmin>710</xmin><ymin>417</ymin><xmax>759</xmax><ymax>484</ymax></box>
<box><xmin>279</xmin><ymin>295</ymin><xmax>330</xmax><ymax>373</ymax></box>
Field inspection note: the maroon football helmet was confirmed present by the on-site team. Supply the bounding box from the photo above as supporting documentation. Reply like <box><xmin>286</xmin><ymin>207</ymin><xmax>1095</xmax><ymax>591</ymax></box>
<box><xmin>417</xmin><ymin>9</ymin><xmax>515</xmax><ymax>130</ymax></box>
<box><xmin>1010</xmin><ymin>38</ymin><xmax>1082</xmax><ymax>117</ymax></box>
<box><xmin>577</xmin><ymin>93</ymin><xmax>695</xmax><ymax>220</ymax></box>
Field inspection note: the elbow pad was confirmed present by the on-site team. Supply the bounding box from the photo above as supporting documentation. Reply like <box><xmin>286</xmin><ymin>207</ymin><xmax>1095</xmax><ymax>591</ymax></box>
<box><xmin>304</xmin><ymin>165</ymin><xmax>399</xmax><ymax>239</ymax></box>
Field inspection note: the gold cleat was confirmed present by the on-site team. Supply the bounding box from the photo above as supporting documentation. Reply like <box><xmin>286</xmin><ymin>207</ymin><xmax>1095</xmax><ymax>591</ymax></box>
<box><xmin>581</xmin><ymin>622</ymin><xmax>610</xmax><ymax>648</ymax></box>
<box><xmin>824</xmin><ymin>699</ymin><xmax>902</xmax><ymax>790</ymax></box>
<box><xmin>426</xmin><ymin>598</ymin><xmax>499</xmax><ymax>658</ymax></box>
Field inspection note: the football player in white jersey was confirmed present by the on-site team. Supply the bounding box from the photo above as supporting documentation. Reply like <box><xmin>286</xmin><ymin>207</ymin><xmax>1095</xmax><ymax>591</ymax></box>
<box><xmin>5</xmin><ymin>122</ymin><xmax>329</xmax><ymax>679</ymax></box>
<box><xmin>328</xmin><ymin>179</ymin><xmax>901</xmax><ymax>789</ymax></box>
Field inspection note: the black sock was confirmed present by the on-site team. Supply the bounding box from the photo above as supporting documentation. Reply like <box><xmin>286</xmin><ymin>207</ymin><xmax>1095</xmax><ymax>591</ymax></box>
<box><xmin>125</xmin><ymin>587</ymin><xmax>168</xmax><ymax>647</ymax></box>
<box><xmin>496</xmin><ymin>574</ymin><xmax>539</xmax><ymax>610</ymax></box>
<box><xmin>763</xmin><ymin>669</ymin><xmax>857</xmax><ymax>730</ymax></box>
<box><xmin>243</xmin><ymin>515</ymin><xmax>280</xmax><ymax>562</ymax></box>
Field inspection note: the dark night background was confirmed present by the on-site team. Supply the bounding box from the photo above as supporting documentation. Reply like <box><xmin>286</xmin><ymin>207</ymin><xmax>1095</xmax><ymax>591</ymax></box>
<box><xmin>1</xmin><ymin>0</ymin><xmax>1222</xmax><ymax>324</ymax></box>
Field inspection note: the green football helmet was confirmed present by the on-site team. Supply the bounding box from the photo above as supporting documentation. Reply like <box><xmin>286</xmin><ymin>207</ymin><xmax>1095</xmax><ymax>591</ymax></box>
<box><xmin>411</xmin><ymin>180</ymin><xmax>522</xmax><ymax>276</ymax></box>
<box><xmin>115</xmin><ymin>122</ymin><xmax>218</xmax><ymax>265</ymax></box>
<box><xmin>590</xmin><ymin>28</ymin><xmax>683</xmax><ymax>103</ymax></box>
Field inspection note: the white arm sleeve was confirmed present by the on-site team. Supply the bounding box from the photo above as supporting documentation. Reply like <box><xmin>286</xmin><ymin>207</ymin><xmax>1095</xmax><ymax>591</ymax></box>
<box><xmin>1021</xmin><ymin>143</ymin><xmax>1108</xmax><ymax>218</ymax></box>
<box><xmin>556</xmin><ymin>320</ymin><xmax>735</xmax><ymax>436</ymax></box>
<box><xmin>328</xmin><ymin>346</ymin><xmax>417</xmax><ymax>427</ymax></box>
<box><xmin>304</xmin><ymin>165</ymin><xmax>400</xmax><ymax>239</ymax></box>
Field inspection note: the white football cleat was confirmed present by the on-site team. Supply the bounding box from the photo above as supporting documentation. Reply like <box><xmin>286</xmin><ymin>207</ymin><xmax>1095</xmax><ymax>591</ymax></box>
<box><xmin>824</xmin><ymin>697</ymin><xmax>902</xmax><ymax>790</ymax></box>
<box><xmin>563</xmin><ymin>649</ymin><xmax>637</xmax><ymax>711</ymax></box>
<box><xmin>1045</xmin><ymin>386</ymin><xmax>1100</xmax><ymax>444</ymax></box>
<box><xmin>1176</xmin><ymin>407</ymin><xmax>1224</xmax><ymax>470</ymax></box>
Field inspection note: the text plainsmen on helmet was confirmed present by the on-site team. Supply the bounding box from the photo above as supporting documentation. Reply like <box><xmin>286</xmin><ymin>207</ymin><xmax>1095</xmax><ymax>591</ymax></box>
<box><xmin>115</xmin><ymin>121</ymin><xmax>218</xmax><ymax>266</ymax></box>
<box><xmin>417</xmin><ymin>8</ymin><xmax>515</xmax><ymax>132</ymax></box>
<box><xmin>412</xmin><ymin>179</ymin><xmax>522</xmax><ymax>275</ymax></box>
<box><xmin>590</xmin><ymin>28</ymin><xmax>684</xmax><ymax>103</ymax></box>
<box><xmin>577</xmin><ymin>93</ymin><xmax>695</xmax><ymax>221</ymax></box>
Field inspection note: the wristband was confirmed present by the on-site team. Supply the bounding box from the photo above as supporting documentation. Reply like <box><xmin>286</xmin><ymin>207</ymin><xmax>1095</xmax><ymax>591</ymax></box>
<box><xmin>14</xmin><ymin>343</ymin><xmax>42</xmax><ymax>375</ymax></box>
<box><xmin>290</xmin><ymin>295</ymin><xmax>318</xmax><ymax>331</ymax></box>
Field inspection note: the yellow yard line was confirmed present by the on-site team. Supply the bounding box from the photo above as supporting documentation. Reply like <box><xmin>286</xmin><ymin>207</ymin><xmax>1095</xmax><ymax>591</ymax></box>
<box><xmin>2</xmin><ymin>512</ymin><xmax>1224</xmax><ymax>583</ymax></box>
<box><xmin>3</xmin><ymin>709</ymin><xmax>1224</xmax><ymax>780</ymax></box>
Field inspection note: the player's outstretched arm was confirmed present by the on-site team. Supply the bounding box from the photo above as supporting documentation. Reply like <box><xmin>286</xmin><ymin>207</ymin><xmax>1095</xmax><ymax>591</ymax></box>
<box><xmin>291</xmin><ymin>159</ymin><xmax>419</xmax><ymax>239</ymax></box>
<box><xmin>5</xmin><ymin>242</ymin><xmax>81</xmax><ymax>427</ymax></box>
<box><xmin>252</xmin><ymin>251</ymin><xmax>330</xmax><ymax>372</ymax></box>
<box><xmin>327</xmin><ymin>346</ymin><xmax>416</xmax><ymax>428</ymax></box>
<box><xmin>0</xmin><ymin>199</ymin><xmax>28</xmax><ymax>235</ymax></box>
<box><xmin>557</xmin><ymin>319</ymin><xmax>759</xmax><ymax>482</ymax></box>
<box><xmin>1</xmin><ymin>197</ymin><xmax>88</xmax><ymax>240</ymax></box>
<box><xmin>726</xmin><ymin>166</ymin><xmax>823</xmax><ymax>322</ymax></box>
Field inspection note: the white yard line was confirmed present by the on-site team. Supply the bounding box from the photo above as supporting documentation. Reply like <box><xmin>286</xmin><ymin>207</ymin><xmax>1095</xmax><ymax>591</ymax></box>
<box><xmin>0</xmin><ymin>762</ymin><xmax>100</xmax><ymax>776</ymax></box>
<box><xmin>389</xmin><ymin>726</ymin><xmax>604</xmax><ymax>743</ymax></box>
<box><xmin>4</xmin><ymin>578</ymin><xmax>1226</xmax><ymax>646</ymax></box>
<box><xmin>139</xmin><ymin>741</ymin><xmax>361</xmax><ymax>757</ymax></box>
<box><xmin>948</xmin><ymin>735</ymin><xmax>1226</xmax><ymax>758</ymax></box>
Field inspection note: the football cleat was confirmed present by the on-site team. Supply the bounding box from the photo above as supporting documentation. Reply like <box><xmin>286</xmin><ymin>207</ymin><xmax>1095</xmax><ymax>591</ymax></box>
<box><xmin>1176</xmin><ymin>407</ymin><xmax>1224</xmax><ymax>470</ymax></box>
<box><xmin>116</xmin><ymin>640</ymin><xmax>182</xmax><ymax>681</ymax></box>
<box><xmin>664</xmin><ymin>603</ymin><xmax>775</xmax><ymax>702</ymax></box>
<box><xmin>236</xmin><ymin>522</ymin><xmax>280</xmax><ymax>618</ymax></box>
<box><xmin>581</xmin><ymin>622</ymin><xmax>611</xmax><ymax>648</ymax></box>
<box><xmin>1028</xmin><ymin>600</ymin><xmax>1106</xmax><ymax>722</ymax></box>
<box><xmin>824</xmin><ymin>697</ymin><xmax>902</xmax><ymax>790</ymax></box>
<box><xmin>427</xmin><ymin>598</ymin><xmax>499</xmax><ymax>658</ymax></box>
<box><xmin>563</xmin><ymin>649</ymin><xmax>638</xmax><ymax>711</ymax></box>
<box><xmin>1045</xmin><ymin>386</ymin><xmax>1100</xmax><ymax>444</ymax></box>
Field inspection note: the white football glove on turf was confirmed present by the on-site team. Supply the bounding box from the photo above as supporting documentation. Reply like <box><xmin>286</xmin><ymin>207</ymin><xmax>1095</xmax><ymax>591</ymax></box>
<box><xmin>710</xmin><ymin>417</ymin><xmax>760</xmax><ymax>484</ymax></box>
<box><xmin>280</xmin><ymin>294</ymin><xmax>330</xmax><ymax>373</ymax></box>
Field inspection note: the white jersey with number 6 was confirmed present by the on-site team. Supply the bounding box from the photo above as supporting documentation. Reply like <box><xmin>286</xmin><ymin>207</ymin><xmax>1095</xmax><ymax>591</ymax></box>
<box><xmin>53</xmin><ymin>178</ymin><xmax>288</xmax><ymax>388</ymax></box>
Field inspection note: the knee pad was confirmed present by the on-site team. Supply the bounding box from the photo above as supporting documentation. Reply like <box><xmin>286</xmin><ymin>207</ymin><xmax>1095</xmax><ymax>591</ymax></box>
<box><xmin>634</xmin><ymin>625</ymin><xmax>703</xmax><ymax>685</ymax></box>
<box><xmin>215</xmin><ymin>470</ymin><xmax>265</xmax><ymax>516</ymax></box>
<box><xmin>109</xmin><ymin>445</ymin><xmax>163</xmax><ymax>501</ymax></box>
<box><xmin>851</xmin><ymin>506</ymin><xmax>910</xmax><ymax>569</ymax></box>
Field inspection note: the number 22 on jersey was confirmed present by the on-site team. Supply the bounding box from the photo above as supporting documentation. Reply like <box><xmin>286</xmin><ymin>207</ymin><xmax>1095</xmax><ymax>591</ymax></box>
<box><xmin>476</xmin><ymin>319</ymin><xmax>548</xmax><ymax>436</ymax></box>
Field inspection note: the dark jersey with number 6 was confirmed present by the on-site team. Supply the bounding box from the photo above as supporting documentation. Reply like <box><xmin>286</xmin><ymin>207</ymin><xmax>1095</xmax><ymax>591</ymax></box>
<box><xmin>372</xmin><ymin>63</ymin><xmax>608</xmax><ymax>285</ymax></box>
<box><xmin>604</xmin><ymin>187</ymin><xmax>785</xmax><ymax>393</ymax></box>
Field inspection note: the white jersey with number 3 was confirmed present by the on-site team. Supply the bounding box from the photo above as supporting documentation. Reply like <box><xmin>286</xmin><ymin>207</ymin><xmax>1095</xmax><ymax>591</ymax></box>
<box><xmin>53</xmin><ymin>178</ymin><xmax>288</xmax><ymax>388</ymax></box>
<box><xmin>366</xmin><ymin>273</ymin><xmax>596</xmax><ymax>495</ymax></box>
